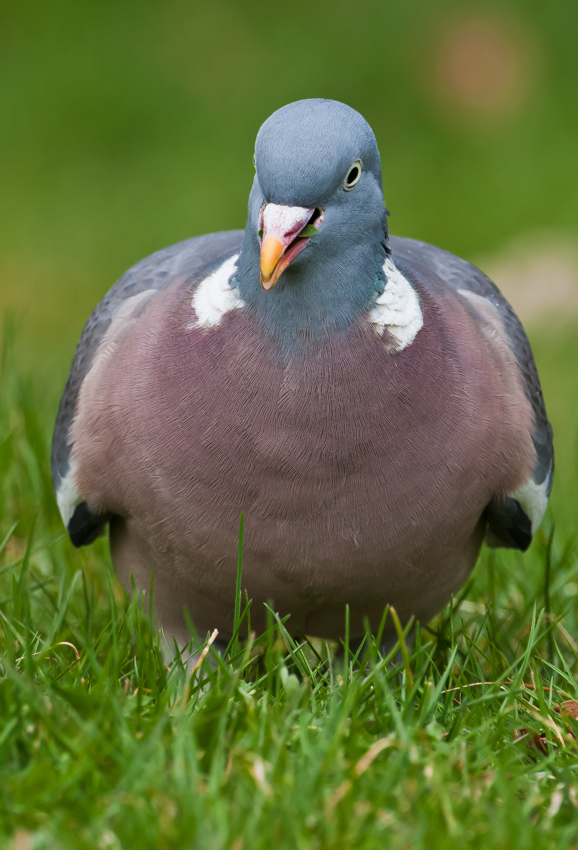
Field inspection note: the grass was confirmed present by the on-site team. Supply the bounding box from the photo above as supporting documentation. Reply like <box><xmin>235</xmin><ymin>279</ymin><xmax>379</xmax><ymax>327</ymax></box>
<box><xmin>2</xmin><ymin>321</ymin><xmax>578</xmax><ymax>850</ymax></box>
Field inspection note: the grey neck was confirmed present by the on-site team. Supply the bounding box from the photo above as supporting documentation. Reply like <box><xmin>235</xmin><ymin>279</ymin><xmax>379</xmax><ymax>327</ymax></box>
<box><xmin>235</xmin><ymin>218</ymin><xmax>390</xmax><ymax>356</ymax></box>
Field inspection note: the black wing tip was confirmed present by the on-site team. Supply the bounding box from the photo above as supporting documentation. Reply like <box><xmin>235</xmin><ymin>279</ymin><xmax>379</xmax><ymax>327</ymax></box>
<box><xmin>484</xmin><ymin>497</ymin><xmax>533</xmax><ymax>552</ymax></box>
<box><xmin>67</xmin><ymin>501</ymin><xmax>110</xmax><ymax>548</ymax></box>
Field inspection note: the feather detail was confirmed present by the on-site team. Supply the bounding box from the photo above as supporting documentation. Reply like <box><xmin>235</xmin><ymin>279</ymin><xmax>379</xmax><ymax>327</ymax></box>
<box><xmin>189</xmin><ymin>254</ymin><xmax>243</xmax><ymax>329</ymax></box>
<box><xmin>369</xmin><ymin>257</ymin><xmax>423</xmax><ymax>352</ymax></box>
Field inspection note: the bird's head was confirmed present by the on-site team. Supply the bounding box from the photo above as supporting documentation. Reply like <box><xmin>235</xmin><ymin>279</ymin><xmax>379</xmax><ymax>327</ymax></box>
<box><xmin>248</xmin><ymin>99</ymin><xmax>388</xmax><ymax>290</ymax></box>
<box><xmin>237</xmin><ymin>99</ymin><xmax>390</xmax><ymax>346</ymax></box>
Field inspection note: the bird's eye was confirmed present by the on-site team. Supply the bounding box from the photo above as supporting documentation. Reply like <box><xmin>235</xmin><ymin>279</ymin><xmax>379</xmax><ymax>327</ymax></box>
<box><xmin>343</xmin><ymin>161</ymin><xmax>362</xmax><ymax>190</ymax></box>
<box><xmin>253</xmin><ymin>153</ymin><xmax>256</xmax><ymax>170</ymax></box>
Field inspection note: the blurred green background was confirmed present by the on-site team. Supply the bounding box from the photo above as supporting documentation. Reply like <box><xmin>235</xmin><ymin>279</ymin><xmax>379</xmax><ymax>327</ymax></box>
<box><xmin>1</xmin><ymin>0</ymin><xmax>577</xmax><ymax>522</ymax></box>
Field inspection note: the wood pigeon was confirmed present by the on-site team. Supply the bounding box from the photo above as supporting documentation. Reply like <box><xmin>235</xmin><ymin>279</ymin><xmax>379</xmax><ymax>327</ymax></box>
<box><xmin>51</xmin><ymin>99</ymin><xmax>553</xmax><ymax>653</ymax></box>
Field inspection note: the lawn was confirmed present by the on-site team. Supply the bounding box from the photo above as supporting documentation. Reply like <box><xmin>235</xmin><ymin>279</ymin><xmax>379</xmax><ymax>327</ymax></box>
<box><xmin>1</xmin><ymin>318</ymin><xmax>578</xmax><ymax>849</ymax></box>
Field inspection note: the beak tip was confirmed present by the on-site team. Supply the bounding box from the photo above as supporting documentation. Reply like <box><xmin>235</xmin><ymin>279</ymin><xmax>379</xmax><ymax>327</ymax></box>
<box><xmin>260</xmin><ymin>235</ymin><xmax>285</xmax><ymax>290</ymax></box>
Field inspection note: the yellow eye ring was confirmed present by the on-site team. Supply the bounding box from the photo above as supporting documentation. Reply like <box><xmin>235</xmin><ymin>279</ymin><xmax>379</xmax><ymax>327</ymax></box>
<box><xmin>343</xmin><ymin>160</ymin><xmax>362</xmax><ymax>190</ymax></box>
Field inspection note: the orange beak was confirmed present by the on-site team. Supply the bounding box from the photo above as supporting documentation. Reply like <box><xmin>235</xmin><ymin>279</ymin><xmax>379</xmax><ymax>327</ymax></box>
<box><xmin>260</xmin><ymin>237</ymin><xmax>285</xmax><ymax>291</ymax></box>
<box><xmin>259</xmin><ymin>203</ymin><xmax>319</xmax><ymax>291</ymax></box>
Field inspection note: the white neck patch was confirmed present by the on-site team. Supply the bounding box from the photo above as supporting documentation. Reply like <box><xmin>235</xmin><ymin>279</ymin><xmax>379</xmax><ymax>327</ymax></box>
<box><xmin>369</xmin><ymin>256</ymin><xmax>423</xmax><ymax>352</ymax></box>
<box><xmin>189</xmin><ymin>253</ymin><xmax>244</xmax><ymax>329</ymax></box>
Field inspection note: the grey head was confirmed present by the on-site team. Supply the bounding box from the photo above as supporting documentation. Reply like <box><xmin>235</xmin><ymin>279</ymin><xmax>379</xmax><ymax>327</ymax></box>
<box><xmin>235</xmin><ymin>99</ymin><xmax>390</xmax><ymax>351</ymax></box>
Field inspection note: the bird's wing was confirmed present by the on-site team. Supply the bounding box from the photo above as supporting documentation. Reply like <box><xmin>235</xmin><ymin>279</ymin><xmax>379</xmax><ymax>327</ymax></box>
<box><xmin>51</xmin><ymin>230</ymin><xmax>244</xmax><ymax>546</ymax></box>
<box><xmin>390</xmin><ymin>235</ymin><xmax>553</xmax><ymax>551</ymax></box>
